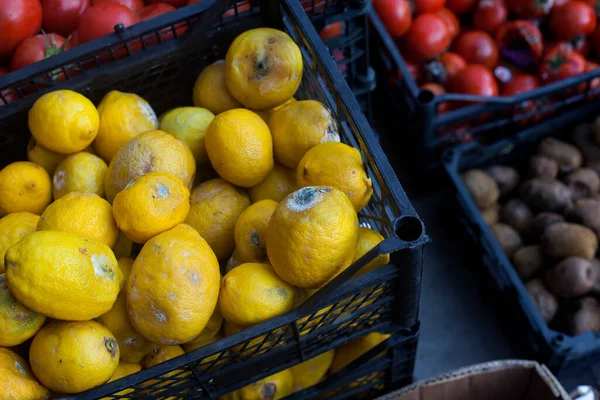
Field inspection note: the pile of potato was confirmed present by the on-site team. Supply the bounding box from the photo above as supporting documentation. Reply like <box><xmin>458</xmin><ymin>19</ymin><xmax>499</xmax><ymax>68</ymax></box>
<box><xmin>461</xmin><ymin>122</ymin><xmax>600</xmax><ymax>337</ymax></box>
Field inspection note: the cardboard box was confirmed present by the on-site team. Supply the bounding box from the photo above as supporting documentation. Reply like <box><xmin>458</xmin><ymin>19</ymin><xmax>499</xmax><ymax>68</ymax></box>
<box><xmin>378</xmin><ymin>360</ymin><xmax>571</xmax><ymax>400</ymax></box>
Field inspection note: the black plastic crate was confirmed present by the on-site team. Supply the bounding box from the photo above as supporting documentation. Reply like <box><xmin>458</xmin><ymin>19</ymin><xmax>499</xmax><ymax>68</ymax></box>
<box><xmin>0</xmin><ymin>0</ymin><xmax>428</xmax><ymax>399</ymax></box>
<box><xmin>443</xmin><ymin>103</ymin><xmax>600</xmax><ymax>389</ymax></box>
<box><xmin>369</xmin><ymin>8</ymin><xmax>600</xmax><ymax>170</ymax></box>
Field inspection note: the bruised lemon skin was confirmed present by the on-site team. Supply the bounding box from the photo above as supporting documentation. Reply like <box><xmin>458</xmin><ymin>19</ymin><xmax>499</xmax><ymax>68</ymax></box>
<box><xmin>0</xmin><ymin>347</ymin><xmax>49</xmax><ymax>400</ymax></box>
<box><xmin>193</xmin><ymin>60</ymin><xmax>243</xmax><ymax>115</ymax></box>
<box><xmin>29</xmin><ymin>90</ymin><xmax>100</xmax><ymax>154</ymax></box>
<box><xmin>297</xmin><ymin>142</ymin><xmax>373</xmax><ymax>212</ymax></box>
<box><xmin>0</xmin><ymin>212</ymin><xmax>39</xmax><ymax>273</ymax></box>
<box><xmin>127</xmin><ymin>224</ymin><xmax>221</xmax><ymax>345</ymax></box>
<box><xmin>29</xmin><ymin>320</ymin><xmax>120</xmax><ymax>394</ymax></box>
<box><xmin>205</xmin><ymin>109</ymin><xmax>274</xmax><ymax>188</ymax></box>
<box><xmin>94</xmin><ymin>90</ymin><xmax>159</xmax><ymax>162</ymax></box>
<box><xmin>266</xmin><ymin>186</ymin><xmax>359</xmax><ymax>289</ymax></box>
<box><xmin>269</xmin><ymin>100</ymin><xmax>340</xmax><ymax>168</ymax></box>
<box><xmin>225</xmin><ymin>28</ymin><xmax>303</xmax><ymax>110</ymax></box>
<box><xmin>112</xmin><ymin>172</ymin><xmax>190</xmax><ymax>244</ymax></box>
<box><xmin>0</xmin><ymin>274</ymin><xmax>46</xmax><ymax>347</ymax></box>
<box><xmin>52</xmin><ymin>152</ymin><xmax>108</xmax><ymax>199</ymax></box>
<box><xmin>234</xmin><ymin>199</ymin><xmax>278</xmax><ymax>263</ymax></box>
<box><xmin>0</xmin><ymin>162</ymin><xmax>52</xmax><ymax>217</ymax></box>
<box><xmin>5</xmin><ymin>230</ymin><xmax>120</xmax><ymax>320</ymax></box>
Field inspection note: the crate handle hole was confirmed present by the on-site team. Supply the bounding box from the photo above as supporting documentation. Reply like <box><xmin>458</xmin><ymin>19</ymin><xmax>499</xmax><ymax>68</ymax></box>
<box><xmin>394</xmin><ymin>216</ymin><xmax>423</xmax><ymax>242</ymax></box>
<box><xmin>417</xmin><ymin>90</ymin><xmax>435</xmax><ymax>105</ymax></box>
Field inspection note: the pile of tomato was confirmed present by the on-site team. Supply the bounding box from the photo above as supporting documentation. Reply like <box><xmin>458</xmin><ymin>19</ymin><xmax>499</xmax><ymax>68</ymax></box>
<box><xmin>373</xmin><ymin>0</ymin><xmax>600</xmax><ymax>107</ymax></box>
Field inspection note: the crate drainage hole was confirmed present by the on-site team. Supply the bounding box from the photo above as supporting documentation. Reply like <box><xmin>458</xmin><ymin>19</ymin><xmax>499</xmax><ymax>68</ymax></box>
<box><xmin>394</xmin><ymin>216</ymin><xmax>423</xmax><ymax>242</ymax></box>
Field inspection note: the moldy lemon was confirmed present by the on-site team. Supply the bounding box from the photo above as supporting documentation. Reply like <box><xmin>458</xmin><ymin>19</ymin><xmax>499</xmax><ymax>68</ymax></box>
<box><xmin>5</xmin><ymin>230</ymin><xmax>120</xmax><ymax>320</ymax></box>
<box><xmin>234</xmin><ymin>199</ymin><xmax>278</xmax><ymax>263</ymax></box>
<box><xmin>205</xmin><ymin>108</ymin><xmax>274</xmax><ymax>188</ymax></box>
<box><xmin>29</xmin><ymin>90</ymin><xmax>99</xmax><ymax>154</ymax></box>
<box><xmin>0</xmin><ymin>347</ymin><xmax>48</xmax><ymax>400</ymax></box>
<box><xmin>52</xmin><ymin>152</ymin><xmax>108</xmax><ymax>199</ymax></box>
<box><xmin>127</xmin><ymin>224</ymin><xmax>221</xmax><ymax>344</ymax></box>
<box><xmin>267</xmin><ymin>186</ymin><xmax>358</xmax><ymax>288</ymax></box>
<box><xmin>225</xmin><ymin>28</ymin><xmax>303</xmax><ymax>110</ymax></box>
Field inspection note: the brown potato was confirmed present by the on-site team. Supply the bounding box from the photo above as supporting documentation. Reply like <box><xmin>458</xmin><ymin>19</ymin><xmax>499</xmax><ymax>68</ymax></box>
<box><xmin>513</xmin><ymin>245</ymin><xmax>544</xmax><ymax>280</ymax></box>
<box><xmin>542</xmin><ymin>222</ymin><xmax>598</xmax><ymax>260</ymax></box>
<box><xmin>567</xmin><ymin>297</ymin><xmax>600</xmax><ymax>335</ymax></box>
<box><xmin>481</xmin><ymin>203</ymin><xmax>501</xmax><ymax>225</ymax></box>
<box><xmin>564</xmin><ymin>168</ymin><xmax>600</xmax><ymax>200</ymax></box>
<box><xmin>529</xmin><ymin>156</ymin><xmax>559</xmax><ymax>179</ymax></box>
<box><xmin>537</xmin><ymin>137</ymin><xmax>583</xmax><ymax>174</ymax></box>
<box><xmin>525</xmin><ymin>279</ymin><xmax>559</xmax><ymax>323</ymax></box>
<box><xmin>528</xmin><ymin>212</ymin><xmax>565</xmax><ymax>242</ymax></box>
<box><xmin>462</xmin><ymin>169</ymin><xmax>500</xmax><ymax>209</ymax></box>
<box><xmin>574</xmin><ymin>123</ymin><xmax>600</xmax><ymax>162</ymax></box>
<box><xmin>566</xmin><ymin>198</ymin><xmax>600</xmax><ymax>237</ymax></box>
<box><xmin>490</xmin><ymin>223</ymin><xmax>523</xmax><ymax>257</ymax></box>
<box><xmin>485</xmin><ymin>166</ymin><xmax>520</xmax><ymax>197</ymax></box>
<box><xmin>501</xmin><ymin>199</ymin><xmax>533</xmax><ymax>234</ymax></box>
<box><xmin>520</xmin><ymin>178</ymin><xmax>573</xmax><ymax>214</ymax></box>
<box><xmin>545</xmin><ymin>257</ymin><xmax>595</xmax><ymax>298</ymax></box>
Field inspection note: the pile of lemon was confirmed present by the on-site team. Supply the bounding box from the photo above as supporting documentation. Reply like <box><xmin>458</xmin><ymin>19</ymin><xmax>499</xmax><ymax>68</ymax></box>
<box><xmin>0</xmin><ymin>27</ymin><xmax>390</xmax><ymax>399</ymax></box>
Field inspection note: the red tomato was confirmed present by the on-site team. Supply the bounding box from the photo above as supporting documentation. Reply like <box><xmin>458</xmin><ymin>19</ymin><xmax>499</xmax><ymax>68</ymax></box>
<box><xmin>592</xmin><ymin>24</ymin><xmax>600</xmax><ymax>56</ymax></box>
<box><xmin>539</xmin><ymin>42</ymin><xmax>587</xmax><ymax>83</ymax></box>
<box><xmin>302</xmin><ymin>0</ymin><xmax>326</xmax><ymax>13</ymax></box>
<box><xmin>70</xmin><ymin>30</ymin><xmax>80</xmax><ymax>47</ymax></box>
<box><xmin>435</xmin><ymin>8</ymin><xmax>460</xmax><ymax>39</ymax></box>
<box><xmin>11</xmin><ymin>33</ymin><xmax>73</xmax><ymax>71</ymax></box>
<box><xmin>146</xmin><ymin>0</ymin><xmax>186</xmax><ymax>7</ymax></box>
<box><xmin>373</xmin><ymin>0</ymin><xmax>412</xmax><ymax>38</ymax></box>
<box><xmin>92</xmin><ymin>0</ymin><xmax>143</xmax><ymax>12</ymax></box>
<box><xmin>451</xmin><ymin>65</ymin><xmax>499</xmax><ymax>96</ymax></box>
<box><xmin>405</xmin><ymin>13</ymin><xmax>451</xmax><ymax>61</ymax></box>
<box><xmin>501</xmin><ymin>74</ymin><xmax>540</xmax><ymax>96</ymax></box>
<box><xmin>138</xmin><ymin>3</ymin><xmax>184</xmax><ymax>42</ymax></box>
<box><xmin>222</xmin><ymin>2</ymin><xmax>251</xmax><ymax>18</ymax></box>
<box><xmin>0</xmin><ymin>67</ymin><xmax>17</xmax><ymax>106</ymax></box>
<box><xmin>455</xmin><ymin>30</ymin><xmax>499</xmax><ymax>69</ymax></box>
<box><xmin>413</xmin><ymin>0</ymin><xmax>446</xmax><ymax>13</ymax></box>
<box><xmin>572</xmin><ymin>36</ymin><xmax>591</xmax><ymax>57</ymax></box>
<box><xmin>187</xmin><ymin>0</ymin><xmax>201</xmax><ymax>3</ymax></box>
<box><xmin>320</xmin><ymin>22</ymin><xmax>343</xmax><ymax>41</ymax></box>
<box><xmin>446</xmin><ymin>0</ymin><xmax>476</xmax><ymax>13</ymax></box>
<box><xmin>549</xmin><ymin>1</ymin><xmax>596</xmax><ymax>40</ymax></box>
<box><xmin>42</xmin><ymin>0</ymin><xmax>91</xmax><ymax>37</ymax></box>
<box><xmin>472</xmin><ymin>0</ymin><xmax>508</xmax><ymax>35</ymax></box>
<box><xmin>0</xmin><ymin>0</ymin><xmax>43</xmax><ymax>58</ymax></box>
<box><xmin>420</xmin><ymin>83</ymin><xmax>450</xmax><ymax>113</ymax></box>
<box><xmin>401</xmin><ymin>60</ymin><xmax>423</xmax><ymax>85</ymax></box>
<box><xmin>78</xmin><ymin>3</ymin><xmax>138</xmax><ymax>44</ymax></box>
<box><xmin>440</xmin><ymin>52</ymin><xmax>467</xmax><ymax>82</ymax></box>
<box><xmin>496</xmin><ymin>20</ymin><xmax>544</xmax><ymax>66</ymax></box>
<box><xmin>506</xmin><ymin>0</ymin><xmax>553</xmax><ymax>18</ymax></box>
<box><xmin>553</xmin><ymin>0</ymin><xmax>571</xmax><ymax>7</ymax></box>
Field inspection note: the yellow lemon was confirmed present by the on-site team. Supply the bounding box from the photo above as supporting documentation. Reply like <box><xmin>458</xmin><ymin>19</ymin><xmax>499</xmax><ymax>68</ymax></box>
<box><xmin>0</xmin><ymin>212</ymin><xmax>39</xmax><ymax>273</ymax></box>
<box><xmin>38</xmin><ymin>192</ymin><xmax>119</xmax><ymax>248</ymax></box>
<box><xmin>182</xmin><ymin>333</ymin><xmax>222</xmax><ymax>353</ymax></box>
<box><xmin>253</xmin><ymin>98</ymin><xmax>296</xmax><ymax>123</ymax></box>
<box><xmin>186</xmin><ymin>179</ymin><xmax>250</xmax><ymax>260</ymax></box>
<box><xmin>267</xmin><ymin>187</ymin><xmax>358</xmax><ymax>288</ymax></box>
<box><xmin>0</xmin><ymin>162</ymin><xmax>51</xmax><ymax>216</ymax></box>
<box><xmin>159</xmin><ymin>107</ymin><xmax>215</xmax><ymax>164</ymax></box>
<box><xmin>52</xmin><ymin>152</ymin><xmax>108</xmax><ymax>199</ymax></box>
<box><xmin>101</xmin><ymin>362</ymin><xmax>142</xmax><ymax>399</ymax></box>
<box><xmin>29</xmin><ymin>90</ymin><xmax>99</xmax><ymax>154</ymax></box>
<box><xmin>353</xmin><ymin>227</ymin><xmax>389</xmax><ymax>277</ymax></box>
<box><xmin>104</xmin><ymin>130</ymin><xmax>195</xmax><ymax>203</ymax></box>
<box><xmin>128</xmin><ymin>224</ymin><xmax>221</xmax><ymax>345</ymax></box>
<box><xmin>225</xmin><ymin>28</ymin><xmax>303</xmax><ymax>110</ymax></box>
<box><xmin>289</xmin><ymin>350</ymin><xmax>335</xmax><ymax>392</ymax></box>
<box><xmin>94</xmin><ymin>90</ymin><xmax>159</xmax><ymax>162</ymax></box>
<box><xmin>219</xmin><ymin>263</ymin><xmax>296</xmax><ymax>327</ymax></box>
<box><xmin>116</xmin><ymin>257</ymin><xmax>134</xmax><ymax>291</ymax></box>
<box><xmin>29</xmin><ymin>320</ymin><xmax>119</xmax><ymax>394</ymax></box>
<box><xmin>97</xmin><ymin>257</ymin><xmax>155</xmax><ymax>364</ymax></box>
<box><xmin>5</xmin><ymin>230</ymin><xmax>120</xmax><ymax>320</ymax></box>
<box><xmin>0</xmin><ymin>347</ymin><xmax>49</xmax><ymax>400</ymax></box>
<box><xmin>297</xmin><ymin>142</ymin><xmax>373</xmax><ymax>212</ymax></box>
<box><xmin>27</xmin><ymin>137</ymin><xmax>95</xmax><ymax>174</ymax></box>
<box><xmin>234</xmin><ymin>200</ymin><xmax>278</xmax><ymax>263</ymax></box>
<box><xmin>139</xmin><ymin>344</ymin><xmax>187</xmax><ymax>392</ymax></box>
<box><xmin>185</xmin><ymin>307</ymin><xmax>224</xmax><ymax>348</ymax></box>
<box><xmin>112</xmin><ymin>172</ymin><xmax>190</xmax><ymax>244</ymax></box>
<box><xmin>248</xmin><ymin>164</ymin><xmax>298</xmax><ymax>203</ymax></box>
<box><xmin>236</xmin><ymin>369</ymin><xmax>293</xmax><ymax>400</ymax></box>
<box><xmin>269</xmin><ymin>100</ymin><xmax>339</xmax><ymax>168</ymax></box>
<box><xmin>193</xmin><ymin>60</ymin><xmax>243</xmax><ymax>115</ymax></box>
<box><xmin>205</xmin><ymin>109</ymin><xmax>274</xmax><ymax>188</ymax></box>
<box><xmin>0</xmin><ymin>274</ymin><xmax>45</xmax><ymax>347</ymax></box>
<box><xmin>330</xmin><ymin>332</ymin><xmax>390</xmax><ymax>373</ymax></box>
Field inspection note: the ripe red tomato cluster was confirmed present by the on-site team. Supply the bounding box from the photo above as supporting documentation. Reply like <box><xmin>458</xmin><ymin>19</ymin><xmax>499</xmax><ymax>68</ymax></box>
<box><xmin>373</xmin><ymin>0</ymin><xmax>600</xmax><ymax>110</ymax></box>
